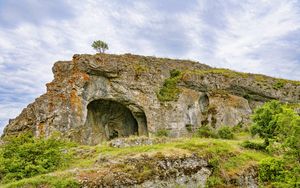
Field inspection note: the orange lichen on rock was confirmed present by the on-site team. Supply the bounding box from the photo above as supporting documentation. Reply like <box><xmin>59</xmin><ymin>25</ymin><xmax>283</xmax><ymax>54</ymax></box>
<box><xmin>81</xmin><ymin>72</ymin><xmax>90</xmax><ymax>81</ymax></box>
<box><xmin>48</xmin><ymin>102</ymin><xmax>55</xmax><ymax>112</ymax></box>
<box><xmin>227</xmin><ymin>95</ymin><xmax>248</xmax><ymax>108</ymax></box>
<box><xmin>70</xmin><ymin>88</ymin><xmax>83</xmax><ymax>117</ymax></box>
<box><xmin>181</xmin><ymin>88</ymin><xmax>199</xmax><ymax>103</ymax></box>
<box><xmin>36</xmin><ymin>122</ymin><xmax>45</xmax><ymax>137</ymax></box>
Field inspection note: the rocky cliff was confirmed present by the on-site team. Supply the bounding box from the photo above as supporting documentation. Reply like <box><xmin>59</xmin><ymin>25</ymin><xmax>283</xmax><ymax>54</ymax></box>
<box><xmin>2</xmin><ymin>53</ymin><xmax>300</xmax><ymax>145</ymax></box>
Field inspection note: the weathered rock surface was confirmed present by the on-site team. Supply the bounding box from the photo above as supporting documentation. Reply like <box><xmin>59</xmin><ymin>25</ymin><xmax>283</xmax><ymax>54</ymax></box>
<box><xmin>109</xmin><ymin>136</ymin><xmax>167</xmax><ymax>148</ymax></box>
<box><xmin>2</xmin><ymin>53</ymin><xmax>300</xmax><ymax>144</ymax></box>
<box><xmin>229</xmin><ymin>166</ymin><xmax>258</xmax><ymax>188</ymax></box>
<box><xmin>79</xmin><ymin>153</ymin><xmax>259</xmax><ymax>188</ymax></box>
<box><xmin>79</xmin><ymin>154</ymin><xmax>212</xmax><ymax>188</ymax></box>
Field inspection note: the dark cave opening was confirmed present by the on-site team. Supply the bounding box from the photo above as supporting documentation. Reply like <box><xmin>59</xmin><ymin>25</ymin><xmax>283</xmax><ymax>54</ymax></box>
<box><xmin>85</xmin><ymin>99</ymin><xmax>147</xmax><ymax>141</ymax></box>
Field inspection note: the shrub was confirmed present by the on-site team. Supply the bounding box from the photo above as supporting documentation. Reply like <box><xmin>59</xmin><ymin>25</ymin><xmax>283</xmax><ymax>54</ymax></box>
<box><xmin>273</xmin><ymin>81</ymin><xmax>285</xmax><ymax>89</ymax></box>
<box><xmin>241</xmin><ymin>140</ymin><xmax>266</xmax><ymax>150</ymax></box>
<box><xmin>274</xmin><ymin>108</ymin><xmax>300</xmax><ymax>162</ymax></box>
<box><xmin>133</xmin><ymin>64</ymin><xmax>148</xmax><ymax>80</ymax></box>
<box><xmin>251</xmin><ymin>100</ymin><xmax>284</xmax><ymax>146</ymax></box>
<box><xmin>208</xmin><ymin>157</ymin><xmax>220</xmax><ymax>172</ymax></box>
<box><xmin>155</xmin><ymin>129</ymin><xmax>169</xmax><ymax>137</ymax></box>
<box><xmin>251</xmin><ymin>100</ymin><xmax>300</xmax><ymax>160</ymax></box>
<box><xmin>205</xmin><ymin>176</ymin><xmax>224</xmax><ymax>188</ymax></box>
<box><xmin>217</xmin><ymin>127</ymin><xmax>234</xmax><ymax>139</ymax></box>
<box><xmin>258</xmin><ymin>157</ymin><xmax>285</xmax><ymax>182</ymax></box>
<box><xmin>185</xmin><ymin>124</ymin><xmax>193</xmax><ymax>132</ymax></box>
<box><xmin>0</xmin><ymin>133</ymin><xmax>72</xmax><ymax>183</ymax></box>
<box><xmin>231</xmin><ymin>121</ymin><xmax>248</xmax><ymax>133</ymax></box>
<box><xmin>196</xmin><ymin>126</ymin><xmax>218</xmax><ymax>138</ymax></box>
<box><xmin>157</xmin><ymin>69</ymin><xmax>182</xmax><ymax>101</ymax></box>
<box><xmin>170</xmin><ymin>69</ymin><xmax>181</xmax><ymax>77</ymax></box>
<box><xmin>258</xmin><ymin>158</ymin><xmax>300</xmax><ymax>187</ymax></box>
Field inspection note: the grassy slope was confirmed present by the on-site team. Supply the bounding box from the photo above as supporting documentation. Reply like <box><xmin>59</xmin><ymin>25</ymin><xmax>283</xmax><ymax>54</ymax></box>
<box><xmin>2</xmin><ymin>134</ymin><xmax>268</xmax><ymax>188</ymax></box>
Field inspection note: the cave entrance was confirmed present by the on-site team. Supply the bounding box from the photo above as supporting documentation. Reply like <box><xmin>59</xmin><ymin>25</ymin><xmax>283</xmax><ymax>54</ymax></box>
<box><xmin>85</xmin><ymin>99</ymin><xmax>147</xmax><ymax>141</ymax></box>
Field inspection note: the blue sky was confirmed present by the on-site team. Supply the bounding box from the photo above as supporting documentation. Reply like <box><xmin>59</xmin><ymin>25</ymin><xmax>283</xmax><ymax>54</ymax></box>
<box><xmin>0</xmin><ymin>0</ymin><xmax>300</xmax><ymax>133</ymax></box>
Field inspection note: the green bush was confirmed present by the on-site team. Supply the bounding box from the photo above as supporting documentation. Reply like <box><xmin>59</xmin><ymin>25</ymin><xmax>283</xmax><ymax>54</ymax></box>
<box><xmin>205</xmin><ymin>176</ymin><xmax>224</xmax><ymax>188</ymax></box>
<box><xmin>259</xmin><ymin>160</ymin><xmax>300</xmax><ymax>187</ymax></box>
<box><xmin>251</xmin><ymin>100</ymin><xmax>300</xmax><ymax>160</ymax></box>
<box><xmin>232</xmin><ymin>122</ymin><xmax>249</xmax><ymax>133</ymax></box>
<box><xmin>258</xmin><ymin>157</ymin><xmax>285</xmax><ymax>182</ymax></box>
<box><xmin>208</xmin><ymin>157</ymin><xmax>220</xmax><ymax>172</ymax></box>
<box><xmin>273</xmin><ymin>81</ymin><xmax>285</xmax><ymax>89</ymax></box>
<box><xmin>155</xmin><ymin>129</ymin><xmax>169</xmax><ymax>137</ymax></box>
<box><xmin>275</xmin><ymin>108</ymin><xmax>300</xmax><ymax>161</ymax></box>
<box><xmin>251</xmin><ymin>101</ymin><xmax>300</xmax><ymax>187</ymax></box>
<box><xmin>241</xmin><ymin>140</ymin><xmax>266</xmax><ymax>150</ymax></box>
<box><xmin>0</xmin><ymin>133</ymin><xmax>73</xmax><ymax>183</ymax></box>
<box><xmin>170</xmin><ymin>69</ymin><xmax>181</xmax><ymax>77</ymax></box>
<box><xmin>157</xmin><ymin>69</ymin><xmax>182</xmax><ymax>101</ymax></box>
<box><xmin>196</xmin><ymin>126</ymin><xmax>218</xmax><ymax>138</ymax></box>
<box><xmin>217</xmin><ymin>127</ymin><xmax>234</xmax><ymax>139</ymax></box>
<box><xmin>251</xmin><ymin>100</ymin><xmax>284</xmax><ymax>146</ymax></box>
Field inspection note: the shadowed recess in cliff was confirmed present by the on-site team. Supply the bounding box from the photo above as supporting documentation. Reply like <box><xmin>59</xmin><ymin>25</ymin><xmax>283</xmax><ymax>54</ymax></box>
<box><xmin>84</xmin><ymin>99</ymin><xmax>147</xmax><ymax>141</ymax></box>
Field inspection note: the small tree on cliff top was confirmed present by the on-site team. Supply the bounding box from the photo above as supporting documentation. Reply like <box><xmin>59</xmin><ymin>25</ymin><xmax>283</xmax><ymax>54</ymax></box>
<box><xmin>92</xmin><ymin>40</ymin><xmax>109</xmax><ymax>53</ymax></box>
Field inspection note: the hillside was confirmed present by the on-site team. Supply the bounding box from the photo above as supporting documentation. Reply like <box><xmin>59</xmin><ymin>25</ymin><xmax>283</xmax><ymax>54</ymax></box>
<box><xmin>0</xmin><ymin>53</ymin><xmax>299</xmax><ymax>187</ymax></box>
<box><xmin>2</xmin><ymin>134</ymin><xmax>270</xmax><ymax>187</ymax></box>
<box><xmin>2</xmin><ymin>53</ymin><xmax>300</xmax><ymax>144</ymax></box>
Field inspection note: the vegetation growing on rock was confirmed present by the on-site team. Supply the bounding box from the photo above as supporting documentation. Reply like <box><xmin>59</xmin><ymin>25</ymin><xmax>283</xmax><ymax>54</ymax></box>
<box><xmin>157</xmin><ymin>69</ymin><xmax>182</xmax><ymax>101</ymax></box>
<box><xmin>217</xmin><ymin>127</ymin><xmax>235</xmax><ymax>139</ymax></box>
<box><xmin>195</xmin><ymin>126</ymin><xmax>218</xmax><ymax>138</ymax></box>
<box><xmin>155</xmin><ymin>129</ymin><xmax>169</xmax><ymax>137</ymax></box>
<box><xmin>187</xmin><ymin>68</ymin><xmax>300</xmax><ymax>86</ymax></box>
<box><xmin>195</xmin><ymin>126</ymin><xmax>235</xmax><ymax>140</ymax></box>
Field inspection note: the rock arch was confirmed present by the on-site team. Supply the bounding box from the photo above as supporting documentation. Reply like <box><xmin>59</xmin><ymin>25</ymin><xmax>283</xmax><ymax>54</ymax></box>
<box><xmin>84</xmin><ymin>99</ymin><xmax>147</xmax><ymax>142</ymax></box>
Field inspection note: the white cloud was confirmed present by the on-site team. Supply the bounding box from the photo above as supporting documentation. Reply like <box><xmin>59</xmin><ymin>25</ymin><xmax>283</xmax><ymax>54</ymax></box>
<box><xmin>0</xmin><ymin>0</ymin><xmax>300</xmax><ymax>133</ymax></box>
<box><xmin>183</xmin><ymin>0</ymin><xmax>300</xmax><ymax>80</ymax></box>
<box><xmin>216</xmin><ymin>1</ymin><xmax>299</xmax><ymax>57</ymax></box>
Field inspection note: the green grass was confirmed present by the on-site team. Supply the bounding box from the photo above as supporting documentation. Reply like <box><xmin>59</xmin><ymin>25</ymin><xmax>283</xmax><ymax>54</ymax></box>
<box><xmin>1</xmin><ymin>134</ymin><xmax>274</xmax><ymax>187</ymax></box>
<box><xmin>184</xmin><ymin>68</ymin><xmax>300</xmax><ymax>86</ymax></box>
<box><xmin>223</xmin><ymin>150</ymin><xmax>268</xmax><ymax>175</ymax></box>
<box><xmin>2</xmin><ymin>173</ymin><xmax>80</xmax><ymax>188</ymax></box>
<box><xmin>98</xmin><ymin>139</ymin><xmax>186</xmax><ymax>156</ymax></box>
<box><xmin>190</xmin><ymin>68</ymin><xmax>249</xmax><ymax>79</ymax></box>
<box><xmin>273</xmin><ymin>80</ymin><xmax>285</xmax><ymax>89</ymax></box>
<box><xmin>96</xmin><ymin>137</ymin><xmax>242</xmax><ymax>159</ymax></box>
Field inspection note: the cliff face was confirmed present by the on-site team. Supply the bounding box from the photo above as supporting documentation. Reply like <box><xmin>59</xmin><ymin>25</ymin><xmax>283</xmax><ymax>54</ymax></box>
<box><xmin>2</xmin><ymin>53</ymin><xmax>300</xmax><ymax>145</ymax></box>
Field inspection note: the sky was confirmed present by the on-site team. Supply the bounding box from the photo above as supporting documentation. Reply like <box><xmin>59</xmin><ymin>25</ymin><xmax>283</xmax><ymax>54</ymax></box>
<box><xmin>0</xmin><ymin>0</ymin><xmax>300</xmax><ymax>133</ymax></box>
